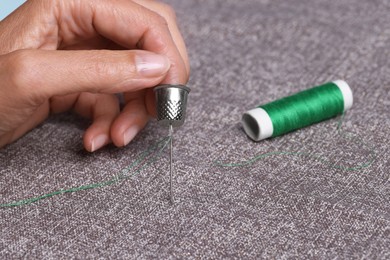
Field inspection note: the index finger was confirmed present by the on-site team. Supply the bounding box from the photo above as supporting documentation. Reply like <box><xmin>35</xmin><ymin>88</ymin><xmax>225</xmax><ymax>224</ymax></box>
<box><xmin>132</xmin><ymin>0</ymin><xmax>190</xmax><ymax>76</ymax></box>
<box><xmin>90</xmin><ymin>0</ymin><xmax>189</xmax><ymax>84</ymax></box>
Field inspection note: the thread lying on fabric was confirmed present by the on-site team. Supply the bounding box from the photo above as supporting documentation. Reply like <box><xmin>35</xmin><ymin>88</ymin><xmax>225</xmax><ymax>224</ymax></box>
<box><xmin>0</xmin><ymin>136</ymin><xmax>171</xmax><ymax>208</ymax></box>
<box><xmin>216</xmin><ymin>114</ymin><xmax>376</xmax><ymax>171</ymax></box>
<box><xmin>0</xmin><ymin>79</ymin><xmax>373</xmax><ymax>208</ymax></box>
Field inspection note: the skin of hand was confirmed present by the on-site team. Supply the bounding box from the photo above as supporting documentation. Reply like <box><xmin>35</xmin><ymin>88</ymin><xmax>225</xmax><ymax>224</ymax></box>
<box><xmin>0</xmin><ymin>0</ymin><xmax>190</xmax><ymax>151</ymax></box>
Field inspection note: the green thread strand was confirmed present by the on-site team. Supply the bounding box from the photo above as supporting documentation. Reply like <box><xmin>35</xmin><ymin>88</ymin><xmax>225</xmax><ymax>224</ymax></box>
<box><xmin>215</xmin><ymin>149</ymin><xmax>374</xmax><ymax>171</ymax></box>
<box><xmin>261</xmin><ymin>82</ymin><xmax>344</xmax><ymax>137</ymax></box>
<box><xmin>0</xmin><ymin>136</ymin><xmax>171</xmax><ymax>208</ymax></box>
<box><xmin>215</xmin><ymin>115</ymin><xmax>376</xmax><ymax>171</ymax></box>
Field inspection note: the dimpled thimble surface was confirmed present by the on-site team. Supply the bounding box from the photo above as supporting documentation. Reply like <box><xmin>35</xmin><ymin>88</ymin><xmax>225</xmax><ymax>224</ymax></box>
<box><xmin>154</xmin><ymin>84</ymin><xmax>190</xmax><ymax>127</ymax></box>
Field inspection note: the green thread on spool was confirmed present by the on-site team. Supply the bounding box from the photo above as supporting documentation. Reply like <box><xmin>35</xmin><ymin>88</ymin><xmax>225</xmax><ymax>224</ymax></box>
<box><xmin>242</xmin><ymin>80</ymin><xmax>353</xmax><ymax>141</ymax></box>
<box><xmin>262</xmin><ymin>82</ymin><xmax>344</xmax><ymax>137</ymax></box>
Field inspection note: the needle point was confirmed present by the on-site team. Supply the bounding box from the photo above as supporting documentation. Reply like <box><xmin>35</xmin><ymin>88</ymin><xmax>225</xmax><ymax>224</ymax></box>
<box><xmin>169</xmin><ymin>124</ymin><xmax>174</xmax><ymax>204</ymax></box>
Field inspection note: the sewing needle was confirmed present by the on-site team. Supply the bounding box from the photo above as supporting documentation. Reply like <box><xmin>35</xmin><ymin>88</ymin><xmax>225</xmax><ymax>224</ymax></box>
<box><xmin>169</xmin><ymin>123</ymin><xmax>174</xmax><ymax>204</ymax></box>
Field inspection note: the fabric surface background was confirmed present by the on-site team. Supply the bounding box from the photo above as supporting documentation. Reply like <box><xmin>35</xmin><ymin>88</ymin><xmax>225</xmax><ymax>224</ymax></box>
<box><xmin>1</xmin><ymin>0</ymin><xmax>389</xmax><ymax>258</ymax></box>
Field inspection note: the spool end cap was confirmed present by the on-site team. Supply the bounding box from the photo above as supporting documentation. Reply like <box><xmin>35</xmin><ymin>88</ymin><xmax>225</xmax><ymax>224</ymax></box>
<box><xmin>242</xmin><ymin>107</ymin><xmax>273</xmax><ymax>141</ymax></box>
<box><xmin>333</xmin><ymin>80</ymin><xmax>353</xmax><ymax>111</ymax></box>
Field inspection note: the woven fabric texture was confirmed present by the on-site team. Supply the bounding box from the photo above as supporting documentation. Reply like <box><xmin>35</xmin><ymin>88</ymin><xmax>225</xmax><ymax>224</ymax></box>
<box><xmin>1</xmin><ymin>0</ymin><xmax>389</xmax><ymax>258</ymax></box>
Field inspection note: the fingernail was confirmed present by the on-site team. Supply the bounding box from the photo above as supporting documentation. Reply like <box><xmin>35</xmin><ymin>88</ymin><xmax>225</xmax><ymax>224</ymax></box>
<box><xmin>123</xmin><ymin>127</ymin><xmax>139</xmax><ymax>146</ymax></box>
<box><xmin>136</xmin><ymin>53</ymin><xmax>170</xmax><ymax>77</ymax></box>
<box><xmin>91</xmin><ymin>134</ymin><xmax>108</xmax><ymax>152</ymax></box>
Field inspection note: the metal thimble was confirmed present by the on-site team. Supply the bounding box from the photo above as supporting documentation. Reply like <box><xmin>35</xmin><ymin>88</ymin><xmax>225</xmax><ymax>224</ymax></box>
<box><xmin>154</xmin><ymin>84</ymin><xmax>190</xmax><ymax>127</ymax></box>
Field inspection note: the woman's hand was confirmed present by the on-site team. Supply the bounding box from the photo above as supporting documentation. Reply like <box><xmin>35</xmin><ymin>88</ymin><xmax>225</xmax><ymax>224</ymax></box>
<box><xmin>0</xmin><ymin>0</ymin><xmax>190</xmax><ymax>151</ymax></box>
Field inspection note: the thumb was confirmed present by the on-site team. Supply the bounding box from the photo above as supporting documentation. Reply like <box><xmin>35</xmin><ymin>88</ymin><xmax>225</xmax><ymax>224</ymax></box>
<box><xmin>2</xmin><ymin>49</ymin><xmax>170</xmax><ymax>99</ymax></box>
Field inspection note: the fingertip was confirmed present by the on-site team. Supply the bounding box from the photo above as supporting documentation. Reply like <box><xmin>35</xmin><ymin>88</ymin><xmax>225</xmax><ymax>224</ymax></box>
<box><xmin>110</xmin><ymin>114</ymin><xmax>149</xmax><ymax>148</ymax></box>
<box><xmin>111</xmin><ymin>121</ymin><xmax>142</xmax><ymax>147</ymax></box>
<box><xmin>123</xmin><ymin>126</ymin><xmax>140</xmax><ymax>146</ymax></box>
<box><xmin>135</xmin><ymin>51</ymin><xmax>171</xmax><ymax>77</ymax></box>
<box><xmin>84</xmin><ymin>133</ymin><xmax>110</xmax><ymax>152</ymax></box>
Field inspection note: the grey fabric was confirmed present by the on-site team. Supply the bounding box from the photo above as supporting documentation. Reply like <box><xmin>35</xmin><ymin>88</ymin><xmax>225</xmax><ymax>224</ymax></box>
<box><xmin>1</xmin><ymin>0</ymin><xmax>390</xmax><ymax>258</ymax></box>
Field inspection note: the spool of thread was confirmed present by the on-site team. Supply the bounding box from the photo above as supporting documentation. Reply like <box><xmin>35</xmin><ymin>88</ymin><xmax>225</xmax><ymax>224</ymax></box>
<box><xmin>242</xmin><ymin>80</ymin><xmax>353</xmax><ymax>141</ymax></box>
